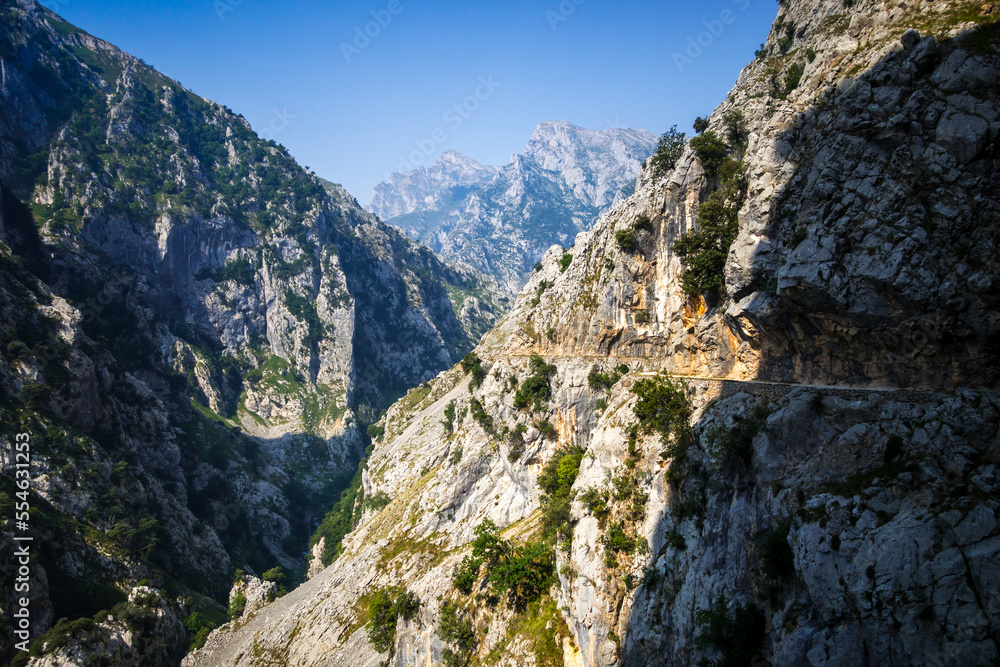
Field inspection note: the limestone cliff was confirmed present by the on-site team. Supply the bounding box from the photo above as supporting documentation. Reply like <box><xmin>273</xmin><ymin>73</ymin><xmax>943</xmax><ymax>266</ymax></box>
<box><xmin>189</xmin><ymin>1</ymin><xmax>1000</xmax><ymax>666</ymax></box>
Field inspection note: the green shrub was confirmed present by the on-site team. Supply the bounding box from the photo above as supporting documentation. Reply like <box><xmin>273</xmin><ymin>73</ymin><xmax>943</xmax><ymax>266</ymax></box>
<box><xmin>693</xmin><ymin>117</ymin><xmax>709</xmax><ymax>133</ymax></box>
<box><xmin>537</xmin><ymin>446</ymin><xmax>585</xmax><ymax>544</ymax></box>
<box><xmin>453</xmin><ymin>555</ymin><xmax>481</xmax><ymax>595</ymax></box>
<box><xmin>228</xmin><ymin>592</ymin><xmax>246</xmax><ymax>620</ymax></box>
<box><xmin>461</xmin><ymin>353</ymin><xmax>486</xmax><ymax>389</ymax></box>
<box><xmin>364</xmin><ymin>491</ymin><xmax>392</xmax><ymax>511</ymax></box>
<box><xmin>633</xmin><ymin>213</ymin><xmax>653</xmax><ymax>232</ymax></box>
<box><xmin>367</xmin><ymin>586</ymin><xmax>421</xmax><ymax>654</ymax></box>
<box><xmin>754</xmin><ymin>517</ymin><xmax>795</xmax><ymax>580</ymax></box>
<box><xmin>451</xmin><ymin>520</ymin><xmax>554</xmax><ymax>611</ymax></box>
<box><xmin>219</xmin><ymin>259</ymin><xmax>255</xmax><ymax>285</ymax></box>
<box><xmin>507</xmin><ymin>428</ymin><xmax>526</xmax><ymax>462</ymax></box>
<box><xmin>694</xmin><ymin>597</ymin><xmax>765</xmax><ymax>667</ymax></box>
<box><xmin>184</xmin><ymin>606</ymin><xmax>227</xmax><ymax>651</ymax></box>
<box><xmin>534</xmin><ymin>419</ymin><xmax>557</xmax><ymax>439</ymax></box>
<box><xmin>443</xmin><ymin>400</ymin><xmax>456</xmax><ymax>435</ymax></box>
<box><xmin>615</xmin><ymin>229</ymin><xmax>638</xmax><ymax>253</ymax></box>
<box><xmin>367</xmin><ymin>423</ymin><xmax>385</xmax><ymax>441</ymax></box>
<box><xmin>284</xmin><ymin>288</ymin><xmax>322</xmax><ymax>354</ymax></box>
<box><xmin>490</xmin><ymin>541</ymin><xmax>556</xmax><ymax>611</ymax></box>
<box><xmin>634</xmin><ymin>309</ymin><xmax>651</xmax><ymax>324</ymax></box>
<box><xmin>672</xmin><ymin>158</ymin><xmax>747</xmax><ymax>299</ymax></box>
<box><xmin>468</xmin><ymin>398</ymin><xmax>496</xmax><ymax>437</ymax></box>
<box><xmin>6</xmin><ymin>340</ymin><xmax>28</xmax><ymax>360</ymax></box>
<box><xmin>587</xmin><ymin>365</ymin><xmax>622</xmax><ymax>391</ymax></box>
<box><xmin>513</xmin><ymin>355</ymin><xmax>556</xmax><ymax>411</ymax></box>
<box><xmin>665</xmin><ymin>529</ymin><xmax>686</xmax><ymax>550</ymax></box>
<box><xmin>262</xmin><ymin>566</ymin><xmax>285</xmax><ymax>584</ymax></box>
<box><xmin>537</xmin><ymin>446</ymin><xmax>584</xmax><ymax>498</ymax></box>
<box><xmin>19</xmin><ymin>383</ymin><xmax>52</xmax><ymax>408</ymax></box>
<box><xmin>689</xmin><ymin>131</ymin><xmax>727</xmax><ymax>178</ymax></box>
<box><xmin>514</xmin><ymin>377</ymin><xmax>550</xmax><ymax>409</ymax></box>
<box><xmin>262</xmin><ymin>566</ymin><xmax>288</xmax><ymax>596</ymax></box>
<box><xmin>602</xmin><ymin>520</ymin><xmax>643</xmax><ymax>556</ymax></box>
<box><xmin>723</xmin><ymin>110</ymin><xmax>749</xmax><ymax>152</ymax></box>
<box><xmin>530</xmin><ymin>279</ymin><xmax>552</xmax><ymax>307</ymax></box>
<box><xmin>579</xmin><ymin>487</ymin><xmax>611</xmax><ymax>527</ymax></box>
<box><xmin>439</xmin><ymin>601</ymin><xmax>477</xmax><ymax>667</ymax></box>
<box><xmin>783</xmin><ymin>62</ymin><xmax>805</xmax><ymax>95</ymax></box>
<box><xmin>632</xmin><ymin>373</ymin><xmax>692</xmax><ymax>460</ymax></box>
<box><xmin>650</xmin><ymin>125</ymin><xmax>686</xmax><ymax>176</ymax></box>
<box><xmin>559</xmin><ymin>253</ymin><xmax>573</xmax><ymax>272</ymax></box>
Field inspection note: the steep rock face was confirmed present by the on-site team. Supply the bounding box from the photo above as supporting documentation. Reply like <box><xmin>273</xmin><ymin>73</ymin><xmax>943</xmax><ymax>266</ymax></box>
<box><xmin>486</xmin><ymin>2</ymin><xmax>999</xmax><ymax>389</ymax></box>
<box><xmin>0</xmin><ymin>0</ymin><xmax>507</xmax><ymax>662</ymax></box>
<box><xmin>374</xmin><ymin>121</ymin><xmax>658</xmax><ymax>294</ymax></box>
<box><xmin>190</xmin><ymin>1</ymin><xmax>1000</xmax><ymax>666</ymax></box>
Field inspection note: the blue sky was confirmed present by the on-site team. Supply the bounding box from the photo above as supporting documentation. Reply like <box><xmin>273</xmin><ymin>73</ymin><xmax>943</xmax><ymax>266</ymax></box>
<box><xmin>44</xmin><ymin>0</ymin><xmax>777</xmax><ymax>202</ymax></box>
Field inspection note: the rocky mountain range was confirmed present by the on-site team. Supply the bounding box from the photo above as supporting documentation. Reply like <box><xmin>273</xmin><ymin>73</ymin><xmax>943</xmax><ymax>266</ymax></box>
<box><xmin>371</xmin><ymin>122</ymin><xmax>659</xmax><ymax>294</ymax></box>
<box><xmin>0</xmin><ymin>0</ymin><xmax>507</xmax><ymax>663</ymax></box>
<box><xmin>369</xmin><ymin>149</ymin><xmax>498</xmax><ymax>223</ymax></box>
<box><xmin>186</xmin><ymin>0</ymin><xmax>1000</xmax><ymax>666</ymax></box>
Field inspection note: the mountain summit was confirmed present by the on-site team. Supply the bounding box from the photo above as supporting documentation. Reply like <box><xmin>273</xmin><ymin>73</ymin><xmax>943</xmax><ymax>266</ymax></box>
<box><xmin>369</xmin><ymin>150</ymin><xmax>498</xmax><ymax>221</ymax></box>
<box><xmin>371</xmin><ymin>121</ymin><xmax>658</xmax><ymax>293</ymax></box>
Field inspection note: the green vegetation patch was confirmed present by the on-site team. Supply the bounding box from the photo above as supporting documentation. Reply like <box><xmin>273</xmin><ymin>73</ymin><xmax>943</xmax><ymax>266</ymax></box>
<box><xmin>514</xmin><ymin>354</ymin><xmax>557</xmax><ymax>411</ymax></box>
<box><xmin>439</xmin><ymin>601</ymin><xmax>477</xmax><ymax>667</ymax></box>
<box><xmin>694</xmin><ymin>596</ymin><xmax>766</xmax><ymax>667</ymax></box>
<box><xmin>366</xmin><ymin>586</ymin><xmax>420</xmax><ymax>655</ymax></box>
<box><xmin>451</xmin><ymin>520</ymin><xmax>555</xmax><ymax>611</ymax></box>
<box><xmin>650</xmin><ymin>125</ymin><xmax>687</xmax><ymax>176</ymax></box>
<box><xmin>632</xmin><ymin>373</ymin><xmax>693</xmax><ymax>460</ymax></box>
<box><xmin>461</xmin><ymin>353</ymin><xmax>486</xmax><ymax>389</ymax></box>
<box><xmin>588</xmin><ymin>363</ymin><xmax>628</xmax><ymax>391</ymax></box>
<box><xmin>537</xmin><ymin>445</ymin><xmax>586</xmax><ymax>545</ymax></box>
<box><xmin>673</xmin><ymin>156</ymin><xmax>748</xmax><ymax>299</ymax></box>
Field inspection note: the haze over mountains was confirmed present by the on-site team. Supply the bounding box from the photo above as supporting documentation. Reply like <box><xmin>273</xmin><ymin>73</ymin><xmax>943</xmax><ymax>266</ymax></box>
<box><xmin>370</xmin><ymin>121</ymin><xmax>659</xmax><ymax>293</ymax></box>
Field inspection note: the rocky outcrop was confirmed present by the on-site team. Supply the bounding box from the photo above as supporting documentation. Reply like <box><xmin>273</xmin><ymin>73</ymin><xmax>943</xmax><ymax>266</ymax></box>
<box><xmin>190</xmin><ymin>0</ymin><xmax>1000</xmax><ymax>665</ymax></box>
<box><xmin>25</xmin><ymin>587</ymin><xmax>187</xmax><ymax>667</ymax></box>
<box><xmin>228</xmin><ymin>575</ymin><xmax>278</xmax><ymax>620</ymax></box>
<box><xmin>373</xmin><ymin>121</ymin><xmax>658</xmax><ymax>294</ymax></box>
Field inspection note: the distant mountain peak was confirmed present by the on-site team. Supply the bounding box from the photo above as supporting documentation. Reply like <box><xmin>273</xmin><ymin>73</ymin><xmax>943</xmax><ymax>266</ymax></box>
<box><xmin>369</xmin><ymin>150</ymin><xmax>498</xmax><ymax>220</ymax></box>
<box><xmin>370</xmin><ymin>120</ymin><xmax>659</xmax><ymax>293</ymax></box>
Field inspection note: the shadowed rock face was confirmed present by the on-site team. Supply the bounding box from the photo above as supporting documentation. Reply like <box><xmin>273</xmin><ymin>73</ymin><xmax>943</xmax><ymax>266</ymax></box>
<box><xmin>372</xmin><ymin>122</ymin><xmax>659</xmax><ymax>295</ymax></box>
<box><xmin>188</xmin><ymin>1</ymin><xmax>1000</xmax><ymax>666</ymax></box>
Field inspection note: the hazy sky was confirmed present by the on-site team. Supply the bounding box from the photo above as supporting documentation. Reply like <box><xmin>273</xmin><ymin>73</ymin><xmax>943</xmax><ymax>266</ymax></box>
<box><xmin>43</xmin><ymin>0</ymin><xmax>777</xmax><ymax>203</ymax></box>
